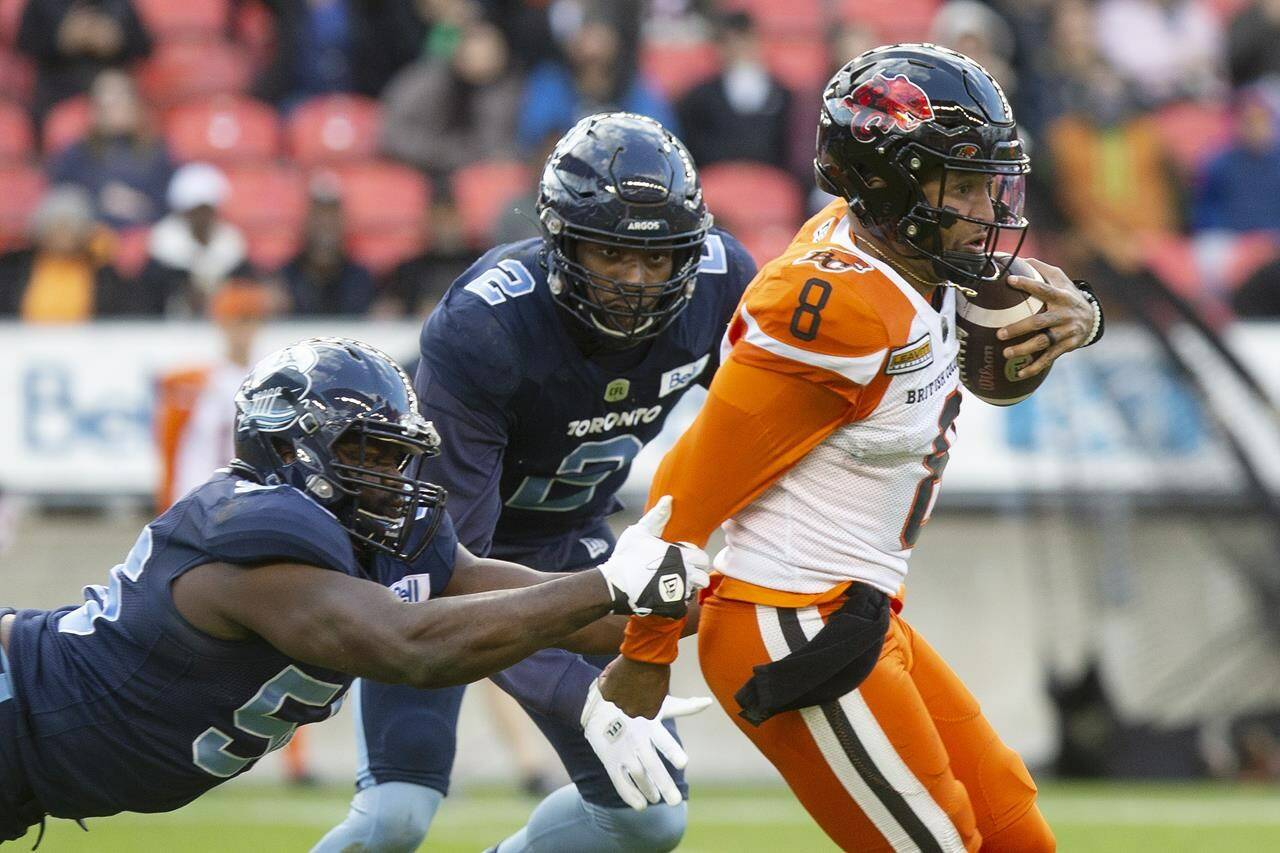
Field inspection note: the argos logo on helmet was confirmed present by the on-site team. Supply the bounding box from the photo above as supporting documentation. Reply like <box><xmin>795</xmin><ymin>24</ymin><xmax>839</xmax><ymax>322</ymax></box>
<box><xmin>842</xmin><ymin>72</ymin><xmax>935</xmax><ymax>143</ymax></box>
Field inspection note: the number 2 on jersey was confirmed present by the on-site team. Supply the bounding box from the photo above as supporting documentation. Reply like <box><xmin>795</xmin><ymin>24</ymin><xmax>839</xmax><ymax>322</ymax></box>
<box><xmin>900</xmin><ymin>390</ymin><xmax>961</xmax><ymax>548</ymax></box>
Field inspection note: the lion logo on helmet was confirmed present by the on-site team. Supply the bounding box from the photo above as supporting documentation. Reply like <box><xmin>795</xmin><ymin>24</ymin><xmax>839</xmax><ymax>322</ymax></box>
<box><xmin>841</xmin><ymin>72</ymin><xmax>935</xmax><ymax>143</ymax></box>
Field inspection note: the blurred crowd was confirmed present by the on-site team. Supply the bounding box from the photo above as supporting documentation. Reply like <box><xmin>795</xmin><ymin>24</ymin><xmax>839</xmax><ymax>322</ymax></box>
<box><xmin>0</xmin><ymin>0</ymin><xmax>1278</xmax><ymax>326</ymax></box>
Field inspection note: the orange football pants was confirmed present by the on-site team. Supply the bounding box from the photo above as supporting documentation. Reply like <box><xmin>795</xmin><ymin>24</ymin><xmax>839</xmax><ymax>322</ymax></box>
<box><xmin>698</xmin><ymin>591</ymin><xmax>1055</xmax><ymax>852</ymax></box>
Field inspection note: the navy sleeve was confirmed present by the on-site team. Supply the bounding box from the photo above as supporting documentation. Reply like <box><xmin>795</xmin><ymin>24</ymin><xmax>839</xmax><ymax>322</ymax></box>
<box><xmin>415</xmin><ymin>271</ymin><xmax>527</xmax><ymax>556</ymax></box>
<box><xmin>490</xmin><ymin>648</ymin><xmax>601</xmax><ymax>723</ymax></box>
<box><xmin>200</xmin><ymin>486</ymin><xmax>357</xmax><ymax>575</ymax></box>
<box><xmin>701</xmin><ymin>229</ymin><xmax>758</xmax><ymax>387</ymax></box>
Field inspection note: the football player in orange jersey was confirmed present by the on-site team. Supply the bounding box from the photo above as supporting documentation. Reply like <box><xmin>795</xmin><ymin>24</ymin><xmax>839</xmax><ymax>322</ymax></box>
<box><xmin>596</xmin><ymin>44</ymin><xmax>1106</xmax><ymax>852</ymax></box>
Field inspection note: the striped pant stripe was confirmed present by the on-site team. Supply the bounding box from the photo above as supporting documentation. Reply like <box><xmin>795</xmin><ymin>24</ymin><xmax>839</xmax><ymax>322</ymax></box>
<box><xmin>755</xmin><ymin>603</ymin><xmax>965</xmax><ymax>852</ymax></box>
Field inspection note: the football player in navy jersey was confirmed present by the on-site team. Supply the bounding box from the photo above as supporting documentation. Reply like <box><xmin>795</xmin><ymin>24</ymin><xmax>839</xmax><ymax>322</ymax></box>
<box><xmin>316</xmin><ymin>113</ymin><xmax>758</xmax><ymax>853</ymax></box>
<box><xmin>0</xmin><ymin>337</ymin><xmax>707</xmax><ymax>843</ymax></box>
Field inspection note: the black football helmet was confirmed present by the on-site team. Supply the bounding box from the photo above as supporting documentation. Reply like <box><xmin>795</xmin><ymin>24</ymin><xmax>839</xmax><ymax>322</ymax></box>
<box><xmin>814</xmin><ymin>43</ymin><xmax>1030</xmax><ymax>284</ymax></box>
<box><xmin>230</xmin><ymin>337</ymin><xmax>446</xmax><ymax>564</ymax></box>
<box><xmin>537</xmin><ymin>112</ymin><xmax>713</xmax><ymax>343</ymax></box>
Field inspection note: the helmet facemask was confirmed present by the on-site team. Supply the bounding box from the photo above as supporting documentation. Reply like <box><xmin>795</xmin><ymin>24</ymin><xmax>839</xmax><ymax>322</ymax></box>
<box><xmin>327</xmin><ymin>415</ymin><xmax>446</xmax><ymax>564</ymax></box>
<box><xmin>545</xmin><ymin>224</ymin><xmax>704</xmax><ymax>343</ymax></box>
<box><xmin>891</xmin><ymin>140</ymin><xmax>1029</xmax><ymax>285</ymax></box>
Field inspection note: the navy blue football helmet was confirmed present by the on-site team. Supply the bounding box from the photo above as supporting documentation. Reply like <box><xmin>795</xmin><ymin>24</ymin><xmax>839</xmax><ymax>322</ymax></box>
<box><xmin>537</xmin><ymin>112</ymin><xmax>713</xmax><ymax>343</ymax></box>
<box><xmin>814</xmin><ymin>43</ymin><xmax>1030</xmax><ymax>284</ymax></box>
<box><xmin>231</xmin><ymin>337</ymin><xmax>446</xmax><ymax>563</ymax></box>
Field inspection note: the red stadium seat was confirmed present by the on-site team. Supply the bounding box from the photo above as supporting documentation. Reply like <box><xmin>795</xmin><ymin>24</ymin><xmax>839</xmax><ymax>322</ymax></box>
<box><xmin>451</xmin><ymin>160</ymin><xmax>532</xmax><ymax>249</ymax></box>
<box><xmin>640</xmin><ymin>40</ymin><xmax>721</xmax><ymax>101</ymax></box>
<box><xmin>762</xmin><ymin>35</ymin><xmax>830</xmax><ymax>93</ymax></box>
<box><xmin>138</xmin><ymin>39</ymin><xmax>252</xmax><ymax>107</ymax></box>
<box><xmin>838</xmin><ymin>0</ymin><xmax>939</xmax><ymax>43</ymax></box>
<box><xmin>165</xmin><ymin>96</ymin><xmax>280</xmax><ymax>165</ymax></box>
<box><xmin>132</xmin><ymin>0</ymin><xmax>229</xmax><ymax>41</ymax></box>
<box><xmin>0</xmin><ymin>98</ymin><xmax>32</xmax><ymax>162</ymax></box>
<box><xmin>720</xmin><ymin>0</ymin><xmax>823</xmax><ymax>35</ymax></box>
<box><xmin>42</xmin><ymin>95</ymin><xmax>91</xmax><ymax>155</ymax></box>
<box><xmin>286</xmin><ymin>95</ymin><xmax>381</xmax><ymax>166</ymax></box>
<box><xmin>700</xmin><ymin>161</ymin><xmax>804</xmax><ymax>235</ymax></box>
<box><xmin>0</xmin><ymin>163</ymin><xmax>44</xmax><ymax>250</ymax></box>
<box><xmin>234</xmin><ymin>0</ymin><xmax>276</xmax><ymax>70</ymax></box>
<box><xmin>0</xmin><ymin>48</ymin><xmax>33</xmax><ymax>105</ymax></box>
<box><xmin>328</xmin><ymin>161</ymin><xmax>431</xmax><ymax>274</ymax></box>
<box><xmin>736</xmin><ymin>224</ymin><xmax>796</xmax><ymax>268</ymax></box>
<box><xmin>221</xmin><ymin>164</ymin><xmax>307</xmax><ymax>269</ymax></box>
<box><xmin>1154</xmin><ymin>100</ymin><xmax>1234</xmax><ymax>176</ymax></box>
<box><xmin>0</xmin><ymin>0</ymin><xmax>26</xmax><ymax>46</ymax></box>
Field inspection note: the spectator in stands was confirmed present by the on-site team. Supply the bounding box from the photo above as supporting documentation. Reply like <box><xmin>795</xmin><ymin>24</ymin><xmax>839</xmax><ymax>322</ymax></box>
<box><xmin>516</xmin><ymin>14</ymin><xmax>675</xmax><ymax>152</ymax></box>
<box><xmin>282</xmin><ymin>175</ymin><xmax>375</xmax><ymax>316</ymax></box>
<box><xmin>377</xmin><ymin>197</ymin><xmax>471</xmax><ymax>318</ymax></box>
<box><xmin>1228</xmin><ymin>0</ymin><xmax>1280</xmax><ymax>88</ymax></box>
<box><xmin>1192</xmin><ymin>86</ymin><xmax>1280</xmax><ymax>233</ymax></box>
<box><xmin>675</xmin><ymin>12</ymin><xmax>791</xmax><ymax>170</ymax></box>
<box><xmin>47</xmin><ymin>69</ymin><xmax>173</xmax><ymax>229</ymax></box>
<box><xmin>16</xmin><ymin>0</ymin><xmax>152</xmax><ymax>126</ymax></box>
<box><xmin>1043</xmin><ymin>1</ymin><xmax>1183</xmax><ymax>297</ymax></box>
<box><xmin>0</xmin><ymin>185</ymin><xmax>131</xmax><ymax>321</ymax></box>
<box><xmin>253</xmin><ymin>0</ymin><xmax>426</xmax><ymax>108</ymax></box>
<box><xmin>1093</xmin><ymin>0</ymin><xmax>1225</xmax><ymax>107</ymax></box>
<box><xmin>138</xmin><ymin>163</ymin><xmax>251</xmax><ymax>317</ymax></box>
<box><xmin>380</xmin><ymin>19</ymin><xmax>521</xmax><ymax>182</ymax></box>
<box><xmin>415</xmin><ymin>0</ymin><xmax>481</xmax><ymax>61</ymax></box>
<box><xmin>156</xmin><ymin>280</ymin><xmax>275</xmax><ymax>512</ymax></box>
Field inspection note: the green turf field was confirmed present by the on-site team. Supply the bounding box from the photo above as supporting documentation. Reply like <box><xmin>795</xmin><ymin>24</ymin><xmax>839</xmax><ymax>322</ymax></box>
<box><xmin>20</xmin><ymin>781</ymin><xmax>1280</xmax><ymax>851</ymax></box>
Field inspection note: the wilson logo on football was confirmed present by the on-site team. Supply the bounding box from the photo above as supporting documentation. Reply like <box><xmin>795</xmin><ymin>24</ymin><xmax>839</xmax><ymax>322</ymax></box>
<box><xmin>842</xmin><ymin>72</ymin><xmax>935</xmax><ymax>142</ymax></box>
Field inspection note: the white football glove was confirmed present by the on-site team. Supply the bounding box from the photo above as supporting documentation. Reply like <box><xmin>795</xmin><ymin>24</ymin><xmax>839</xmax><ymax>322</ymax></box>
<box><xmin>581</xmin><ymin>679</ymin><xmax>713</xmax><ymax>810</ymax></box>
<box><xmin>596</xmin><ymin>496</ymin><xmax>710</xmax><ymax>617</ymax></box>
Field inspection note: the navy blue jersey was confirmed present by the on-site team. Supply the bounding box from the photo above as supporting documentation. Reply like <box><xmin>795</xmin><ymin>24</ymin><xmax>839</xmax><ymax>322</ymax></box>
<box><xmin>417</xmin><ymin>229</ymin><xmax>755</xmax><ymax>566</ymax></box>
<box><xmin>4</xmin><ymin>471</ymin><xmax>457</xmax><ymax>820</ymax></box>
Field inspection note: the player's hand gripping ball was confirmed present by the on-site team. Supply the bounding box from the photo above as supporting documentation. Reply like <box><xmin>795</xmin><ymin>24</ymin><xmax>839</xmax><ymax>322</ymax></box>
<box><xmin>955</xmin><ymin>255</ymin><xmax>1052</xmax><ymax>406</ymax></box>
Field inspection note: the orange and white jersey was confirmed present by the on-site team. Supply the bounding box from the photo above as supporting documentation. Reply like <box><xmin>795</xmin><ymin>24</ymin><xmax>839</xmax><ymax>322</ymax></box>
<box><xmin>716</xmin><ymin>201</ymin><xmax>961</xmax><ymax>596</ymax></box>
<box><xmin>622</xmin><ymin>199</ymin><xmax>965</xmax><ymax>663</ymax></box>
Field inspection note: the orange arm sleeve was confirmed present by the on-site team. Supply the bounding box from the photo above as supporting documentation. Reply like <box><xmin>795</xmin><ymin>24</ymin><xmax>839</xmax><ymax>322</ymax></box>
<box><xmin>619</xmin><ymin>355</ymin><xmax>857</xmax><ymax>664</ymax></box>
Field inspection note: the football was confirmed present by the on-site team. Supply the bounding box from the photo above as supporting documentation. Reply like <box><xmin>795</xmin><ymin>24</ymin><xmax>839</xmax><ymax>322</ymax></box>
<box><xmin>954</xmin><ymin>255</ymin><xmax>1052</xmax><ymax>406</ymax></box>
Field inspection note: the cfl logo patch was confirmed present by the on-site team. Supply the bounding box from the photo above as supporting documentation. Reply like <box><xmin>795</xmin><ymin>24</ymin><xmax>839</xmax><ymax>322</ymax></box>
<box><xmin>659</xmin><ymin>573</ymin><xmax>684</xmax><ymax>603</ymax></box>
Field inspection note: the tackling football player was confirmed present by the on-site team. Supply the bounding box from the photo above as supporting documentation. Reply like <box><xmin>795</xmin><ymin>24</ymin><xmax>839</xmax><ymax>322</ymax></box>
<box><xmin>0</xmin><ymin>337</ymin><xmax>708</xmax><ymax>843</ymax></box>
<box><xmin>599</xmin><ymin>45</ymin><xmax>1106</xmax><ymax>851</ymax></box>
<box><xmin>314</xmin><ymin>113</ymin><xmax>757</xmax><ymax>853</ymax></box>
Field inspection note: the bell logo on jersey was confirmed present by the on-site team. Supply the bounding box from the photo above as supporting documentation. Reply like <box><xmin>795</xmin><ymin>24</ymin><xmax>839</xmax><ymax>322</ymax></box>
<box><xmin>659</xmin><ymin>354</ymin><xmax>710</xmax><ymax>397</ymax></box>
<box><xmin>884</xmin><ymin>333</ymin><xmax>934</xmax><ymax>375</ymax></box>
<box><xmin>390</xmin><ymin>574</ymin><xmax>431</xmax><ymax>604</ymax></box>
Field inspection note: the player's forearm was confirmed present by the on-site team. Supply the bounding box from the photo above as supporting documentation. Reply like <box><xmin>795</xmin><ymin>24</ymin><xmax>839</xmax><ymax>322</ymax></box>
<box><xmin>399</xmin><ymin>571</ymin><xmax>615</xmax><ymax>688</ymax></box>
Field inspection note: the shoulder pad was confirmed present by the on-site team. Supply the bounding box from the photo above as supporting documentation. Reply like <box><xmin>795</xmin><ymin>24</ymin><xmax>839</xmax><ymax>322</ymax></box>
<box><xmin>420</xmin><ymin>288</ymin><xmax>525</xmax><ymax>410</ymax></box>
<box><xmin>200</xmin><ymin>482</ymin><xmax>357</xmax><ymax>575</ymax></box>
